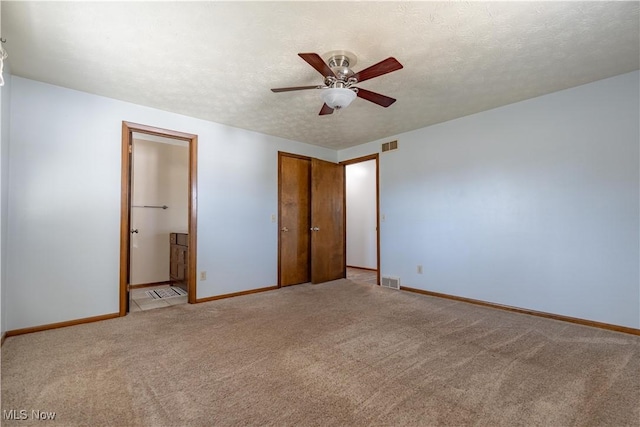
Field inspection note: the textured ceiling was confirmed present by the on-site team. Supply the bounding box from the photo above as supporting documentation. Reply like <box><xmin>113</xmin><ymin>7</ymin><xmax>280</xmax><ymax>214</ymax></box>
<box><xmin>3</xmin><ymin>1</ymin><xmax>639</xmax><ymax>150</ymax></box>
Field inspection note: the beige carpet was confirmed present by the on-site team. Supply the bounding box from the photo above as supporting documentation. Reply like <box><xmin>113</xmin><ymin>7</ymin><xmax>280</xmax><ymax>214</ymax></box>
<box><xmin>2</xmin><ymin>279</ymin><xmax>639</xmax><ymax>426</ymax></box>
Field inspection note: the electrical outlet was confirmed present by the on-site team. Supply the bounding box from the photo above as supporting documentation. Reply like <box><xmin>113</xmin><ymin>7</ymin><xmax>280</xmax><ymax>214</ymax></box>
<box><xmin>381</xmin><ymin>214</ymin><xmax>386</xmax><ymax>222</ymax></box>
<box><xmin>271</xmin><ymin>214</ymin><xmax>276</xmax><ymax>223</ymax></box>
<box><xmin>200</xmin><ymin>271</ymin><xmax>207</xmax><ymax>281</ymax></box>
<box><xmin>417</xmin><ymin>265</ymin><xmax>423</xmax><ymax>274</ymax></box>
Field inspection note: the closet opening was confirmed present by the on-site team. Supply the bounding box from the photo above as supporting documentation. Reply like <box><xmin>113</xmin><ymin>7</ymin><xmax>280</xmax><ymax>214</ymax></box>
<box><xmin>342</xmin><ymin>154</ymin><xmax>380</xmax><ymax>286</ymax></box>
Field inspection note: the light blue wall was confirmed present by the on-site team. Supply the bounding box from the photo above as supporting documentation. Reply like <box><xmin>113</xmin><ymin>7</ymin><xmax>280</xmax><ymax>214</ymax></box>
<box><xmin>0</xmin><ymin>61</ymin><xmax>11</xmax><ymax>337</ymax></box>
<box><xmin>6</xmin><ymin>71</ymin><xmax>639</xmax><ymax>331</ymax></box>
<box><xmin>340</xmin><ymin>71</ymin><xmax>640</xmax><ymax>328</ymax></box>
<box><xmin>7</xmin><ymin>77</ymin><xmax>336</xmax><ymax>330</ymax></box>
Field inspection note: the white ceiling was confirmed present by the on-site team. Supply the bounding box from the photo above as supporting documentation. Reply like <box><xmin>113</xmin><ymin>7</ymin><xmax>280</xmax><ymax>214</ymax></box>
<box><xmin>3</xmin><ymin>1</ymin><xmax>639</xmax><ymax>150</ymax></box>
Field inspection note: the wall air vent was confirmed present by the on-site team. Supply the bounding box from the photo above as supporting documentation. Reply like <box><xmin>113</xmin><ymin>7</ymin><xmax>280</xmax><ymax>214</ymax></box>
<box><xmin>381</xmin><ymin>140</ymin><xmax>398</xmax><ymax>152</ymax></box>
<box><xmin>381</xmin><ymin>276</ymin><xmax>400</xmax><ymax>290</ymax></box>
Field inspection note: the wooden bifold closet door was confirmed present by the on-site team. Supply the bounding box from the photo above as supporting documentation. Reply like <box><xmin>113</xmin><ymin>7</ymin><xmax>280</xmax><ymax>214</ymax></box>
<box><xmin>278</xmin><ymin>153</ymin><xmax>345</xmax><ymax>286</ymax></box>
<box><xmin>279</xmin><ymin>154</ymin><xmax>311</xmax><ymax>286</ymax></box>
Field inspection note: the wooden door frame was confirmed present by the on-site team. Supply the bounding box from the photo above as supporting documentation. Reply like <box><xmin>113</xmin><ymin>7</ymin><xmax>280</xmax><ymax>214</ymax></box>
<box><xmin>340</xmin><ymin>154</ymin><xmax>381</xmax><ymax>286</ymax></box>
<box><xmin>120</xmin><ymin>121</ymin><xmax>198</xmax><ymax>316</ymax></box>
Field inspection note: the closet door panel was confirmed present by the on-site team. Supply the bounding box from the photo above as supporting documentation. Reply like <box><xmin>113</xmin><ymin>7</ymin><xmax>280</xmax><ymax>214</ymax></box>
<box><xmin>310</xmin><ymin>158</ymin><xmax>345</xmax><ymax>284</ymax></box>
<box><xmin>279</xmin><ymin>155</ymin><xmax>311</xmax><ymax>286</ymax></box>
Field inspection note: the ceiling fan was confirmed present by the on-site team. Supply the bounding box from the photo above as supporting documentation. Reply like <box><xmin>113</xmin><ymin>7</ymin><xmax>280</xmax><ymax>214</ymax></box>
<box><xmin>271</xmin><ymin>51</ymin><xmax>403</xmax><ymax>115</ymax></box>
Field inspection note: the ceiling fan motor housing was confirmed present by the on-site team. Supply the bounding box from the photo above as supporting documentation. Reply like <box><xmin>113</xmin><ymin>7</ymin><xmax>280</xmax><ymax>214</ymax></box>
<box><xmin>325</xmin><ymin>54</ymin><xmax>357</xmax><ymax>88</ymax></box>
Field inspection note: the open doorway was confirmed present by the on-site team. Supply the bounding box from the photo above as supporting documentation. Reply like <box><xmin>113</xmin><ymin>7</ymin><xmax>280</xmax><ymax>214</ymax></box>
<box><xmin>342</xmin><ymin>154</ymin><xmax>380</xmax><ymax>286</ymax></box>
<box><xmin>129</xmin><ymin>133</ymin><xmax>190</xmax><ymax>311</ymax></box>
<box><xmin>120</xmin><ymin>122</ymin><xmax>198</xmax><ymax>316</ymax></box>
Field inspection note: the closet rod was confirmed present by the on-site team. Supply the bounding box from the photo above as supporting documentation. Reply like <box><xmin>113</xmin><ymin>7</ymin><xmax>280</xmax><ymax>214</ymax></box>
<box><xmin>132</xmin><ymin>205</ymin><xmax>168</xmax><ymax>209</ymax></box>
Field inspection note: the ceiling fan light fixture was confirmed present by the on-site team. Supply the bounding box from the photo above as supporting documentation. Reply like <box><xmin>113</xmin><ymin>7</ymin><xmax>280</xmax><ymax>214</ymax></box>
<box><xmin>321</xmin><ymin>87</ymin><xmax>357</xmax><ymax>110</ymax></box>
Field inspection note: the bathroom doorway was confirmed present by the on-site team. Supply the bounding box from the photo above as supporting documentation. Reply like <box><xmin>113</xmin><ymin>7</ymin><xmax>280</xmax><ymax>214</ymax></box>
<box><xmin>129</xmin><ymin>133</ymin><xmax>189</xmax><ymax>311</ymax></box>
<box><xmin>120</xmin><ymin>122</ymin><xmax>198</xmax><ymax>315</ymax></box>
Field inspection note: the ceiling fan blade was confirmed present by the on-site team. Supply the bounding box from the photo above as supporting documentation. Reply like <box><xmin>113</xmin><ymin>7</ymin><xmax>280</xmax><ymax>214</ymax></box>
<box><xmin>319</xmin><ymin>104</ymin><xmax>334</xmax><ymax>115</ymax></box>
<box><xmin>356</xmin><ymin>88</ymin><xmax>396</xmax><ymax>107</ymax></box>
<box><xmin>352</xmin><ymin>57</ymin><xmax>403</xmax><ymax>83</ymax></box>
<box><xmin>299</xmin><ymin>53</ymin><xmax>336</xmax><ymax>78</ymax></box>
<box><xmin>271</xmin><ymin>85</ymin><xmax>322</xmax><ymax>93</ymax></box>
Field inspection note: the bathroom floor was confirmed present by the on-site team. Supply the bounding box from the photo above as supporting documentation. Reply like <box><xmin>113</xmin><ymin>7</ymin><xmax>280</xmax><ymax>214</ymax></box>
<box><xmin>130</xmin><ymin>284</ymin><xmax>187</xmax><ymax>312</ymax></box>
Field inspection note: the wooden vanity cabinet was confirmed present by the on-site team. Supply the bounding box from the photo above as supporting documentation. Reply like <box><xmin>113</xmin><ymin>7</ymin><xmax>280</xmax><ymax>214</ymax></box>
<box><xmin>170</xmin><ymin>233</ymin><xmax>188</xmax><ymax>292</ymax></box>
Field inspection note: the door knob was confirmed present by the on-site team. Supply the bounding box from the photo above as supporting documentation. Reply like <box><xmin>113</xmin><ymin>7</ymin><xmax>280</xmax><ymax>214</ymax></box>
<box><xmin>131</xmin><ymin>229</ymin><xmax>139</xmax><ymax>234</ymax></box>
<box><xmin>310</xmin><ymin>227</ymin><xmax>320</xmax><ymax>231</ymax></box>
<box><xmin>281</xmin><ymin>227</ymin><xmax>289</xmax><ymax>232</ymax></box>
